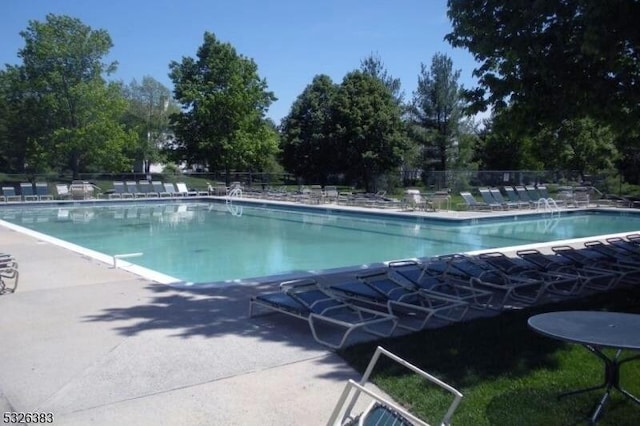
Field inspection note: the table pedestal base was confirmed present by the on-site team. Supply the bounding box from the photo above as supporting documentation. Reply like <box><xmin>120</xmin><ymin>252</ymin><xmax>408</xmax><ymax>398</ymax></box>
<box><xmin>557</xmin><ymin>347</ymin><xmax>640</xmax><ymax>424</ymax></box>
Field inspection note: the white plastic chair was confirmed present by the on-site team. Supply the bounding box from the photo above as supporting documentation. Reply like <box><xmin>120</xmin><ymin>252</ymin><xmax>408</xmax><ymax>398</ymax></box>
<box><xmin>328</xmin><ymin>346</ymin><xmax>463</xmax><ymax>426</ymax></box>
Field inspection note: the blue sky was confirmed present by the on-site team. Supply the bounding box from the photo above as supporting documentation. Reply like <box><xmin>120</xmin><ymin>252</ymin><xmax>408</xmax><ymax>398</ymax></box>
<box><xmin>1</xmin><ymin>0</ymin><xmax>480</xmax><ymax>123</ymax></box>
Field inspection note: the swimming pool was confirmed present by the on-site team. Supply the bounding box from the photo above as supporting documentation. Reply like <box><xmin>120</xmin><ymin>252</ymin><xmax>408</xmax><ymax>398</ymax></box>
<box><xmin>1</xmin><ymin>201</ymin><xmax>639</xmax><ymax>285</ymax></box>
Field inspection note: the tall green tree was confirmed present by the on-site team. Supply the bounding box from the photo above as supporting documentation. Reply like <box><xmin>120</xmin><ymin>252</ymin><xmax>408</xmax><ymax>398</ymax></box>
<box><xmin>15</xmin><ymin>14</ymin><xmax>135</xmax><ymax>177</ymax></box>
<box><xmin>0</xmin><ymin>67</ymin><xmax>32</xmax><ymax>172</ymax></box>
<box><xmin>360</xmin><ymin>53</ymin><xmax>404</xmax><ymax>105</ymax></box>
<box><xmin>408</xmin><ymin>53</ymin><xmax>464</xmax><ymax>172</ymax></box>
<box><xmin>446</xmin><ymin>0</ymin><xmax>640</xmax><ymax>130</ymax></box>
<box><xmin>280</xmin><ymin>74</ymin><xmax>338</xmax><ymax>184</ymax></box>
<box><xmin>473</xmin><ymin>111</ymin><xmax>542</xmax><ymax>170</ymax></box>
<box><xmin>535</xmin><ymin>117</ymin><xmax>618</xmax><ymax>180</ymax></box>
<box><xmin>168</xmin><ymin>32</ymin><xmax>278</xmax><ymax>182</ymax></box>
<box><xmin>122</xmin><ymin>76</ymin><xmax>176</xmax><ymax>173</ymax></box>
<box><xmin>333</xmin><ymin>71</ymin><xmax>408</xmax><ymax>192</ymax></box>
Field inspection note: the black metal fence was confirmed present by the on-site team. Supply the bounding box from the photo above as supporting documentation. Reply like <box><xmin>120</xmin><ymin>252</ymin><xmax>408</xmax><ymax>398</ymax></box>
<box><xmin>0</xmin><ymin>169</ymin><xmax>624</xmax><ymax>195</ymax></box>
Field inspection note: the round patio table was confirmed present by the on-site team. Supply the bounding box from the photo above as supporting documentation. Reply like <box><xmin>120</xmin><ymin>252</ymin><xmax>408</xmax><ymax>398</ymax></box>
<box><xmin>528</xmin><ymin>310</ymin><xmax>640</xmax><ymax>424</ymax></box>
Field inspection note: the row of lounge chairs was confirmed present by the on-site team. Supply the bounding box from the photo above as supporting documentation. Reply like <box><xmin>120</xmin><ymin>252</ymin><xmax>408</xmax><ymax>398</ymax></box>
<box><xmin>250</xmin><ymin>234</ymin><xmax>640</xmax><ymax>350</ymax></box>
<box><xmin>1</xmin><ymin>183</ymin><xmax>55</xmax><ymax>202</ymax></box>
<box><xmin>1</xmin><ymin>253</ymin><xmax>19</xmax><ymax>294</ymax></box>
<box><xmin>0</xmin><ymin>181</ymin><xmax>209</xmax><ymax>202</ymax></box>
<box><xmin>327</xmin><ymin>232</ymin><xmax>640</xmax><ymax>425</ymax></box>
<box><xmin>107</xmin><ymin>181</ymin><xmax>208</xmax><ymax>199</ymax></box>
<box><xmin>1</xmin><ymin>181</ymin><xmax>102</xmax><ymax>201</ymax></box>
<box><xmin>459</xmin><ymin>185</ymin><xmax>579</xmax><ymax>211</ymax></box>
<box><xmin>257</xmin><ymin>186</ymin><xmax>403</xmax><ymax>208</ymax></box>
<box><xmin>253</xmin><ymin>242</ymin><xmax>636</xmax><ymax>424</ymax></box>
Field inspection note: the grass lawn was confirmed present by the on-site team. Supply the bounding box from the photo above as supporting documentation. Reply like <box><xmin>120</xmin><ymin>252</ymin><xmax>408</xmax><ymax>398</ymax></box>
<box><xmin>339</xmin><ymin>286</ymin><xmax>640</xmax><ymax>425</ymax></box>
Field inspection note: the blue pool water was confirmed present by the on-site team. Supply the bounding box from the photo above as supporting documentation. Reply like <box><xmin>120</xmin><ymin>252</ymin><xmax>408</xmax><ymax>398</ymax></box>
<box><xmin>1</xmin><ymin>201</ymin><xmax>639</xmax><ymax>284</ymax></box>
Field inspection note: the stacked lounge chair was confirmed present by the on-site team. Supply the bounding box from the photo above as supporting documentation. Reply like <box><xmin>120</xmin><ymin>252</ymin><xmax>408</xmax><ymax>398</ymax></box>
<box><xmin>490</xmin><ymin>188</ymin><xmax>525</xmax><ymax>209</ymax></box>
<box><xmin>1</xmin><ymin>253</ymin><xmax>19</xmax><ymax>294</ymax></box>
<box><xmin>458</xmin><ymin>191</ymin><xmax>494</xmax><ymax>211</ymax></box>
<box><xmin>327</xmin><ymin>268</ymin><xmax>470</xmax><ymax>331</ymax></box>
<box><xmin>432</xmin><ymin>254</ymin><xmax>550</xmax><ymax>307</ymax></box>
<box><xmin>403</xmin><ymin>189</ymin><xmax>432</xmax><ymax>211</ymax></box>
<box><xmin>478</xmin><ymin>188</ymin><xmax>505</xmax><ymax>210</ymax></box>
<box><xmin>516</xmin><ymin>248</ymin><xmax>619</xmax><ymax>292</ymax></box>
<box><xmin>249</xmin><ymin>278</ymin><xmax>397</xmax><ymax>349</ymax></box>
<box><xmin>251</xmin><ymin>239</ymin><xmax>636</xmax><ymax>348</ymax></box>
<box><xmin>69</xmin><ymin>181</ymin><xmax>98</xmax><ymax>199</ymax></box>
<box><xmin>388</xmin><ymin>259</ymin><xmax>495</xmax><ymax>311</ymax></box>
<box><xmin>504</xmin><ymin>186</ymin><xmax>532</xmax><ymax>208</ymax></box>
<box><xmin>323</xmin><ymin>186</ymin><xmax>339</xmax><ymax>204</ymax></box>
<box><xmin>476</xmin><ymin>251</ymin><xmax>583</xmax><ymax>297</ymax></box>
<box><xmin>552</xmin><ymin>244</ymin><xmax>640</xmax><ymax>287</ymax></box>
<box><xmin>606</xmin><ymin>236</ymin><xmax>640</xmax><ymax>256</ymax></box>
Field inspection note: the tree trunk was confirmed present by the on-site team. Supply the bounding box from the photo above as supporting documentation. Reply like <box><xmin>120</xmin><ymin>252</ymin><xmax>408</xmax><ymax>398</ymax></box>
<box><xmin>71</xmin><ymin>151</ymin><xmax>81</xmax><ymax>180</ymax></box>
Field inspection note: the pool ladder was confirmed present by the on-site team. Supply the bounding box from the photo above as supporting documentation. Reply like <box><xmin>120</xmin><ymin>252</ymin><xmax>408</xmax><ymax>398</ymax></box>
<box><xmin>226</xmin><ymin>187</ymin><xmax>243</xmax><ymax>216</ymax></box>
<box><xmin>113</xmin><ymin>252</ymin><xmax>143</xmax><ymax>269</ymax></box>
<box><xmin>536</xmin><ymin>198</ymin><xmax>559</xmax><ymax>215</ymax></box>
<box><xmin>226</xmin><ymin>187</ymin><xmax>243</xmax><ymax>203</ymax></box>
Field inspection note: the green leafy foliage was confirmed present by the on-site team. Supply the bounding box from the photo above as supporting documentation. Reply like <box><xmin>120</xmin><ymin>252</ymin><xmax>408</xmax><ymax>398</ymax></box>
<box><xmin>446</xmin><ymin>0</ymin><xmax>640</xmax><ymax>128</ymax></box>
<box><xmin>446</xmin><ymin>0</ymin><xmax>640</xmax><ymax>183</ymax></box>
<box><xmin>280</xmin><ymin>74</ymin><xmax>339</xmax><ymax>184</ymax></box>
<box><xmin>408</xmin><ymin>53</ymin><xmax>465</xmax><ymax>172</ymax></box>
<box><xmin>1</xmin><ymin>14</ymin><xmax>136</xmax><ymax>177</ymax></box>
<box><xmin>474</xmin><ymin>111</ymin><xmax>543</xmax><ymax>170</ymax></box>
<box><xmin>168</xmin><ymin>32</ymin><xmax>278</xmax><ymax>181</ymax></box>
<box><xmin>534</xmin><ymin>117</ymin><xmax>618</xmax><ymax>180</ymax></box>
<box><xmin>281</xmin><ymin>71</ymin><xmax>408</xmax><ymax>190</ymax></box>
<box><xmin>332</xmin><ymin>71</ymin><xmax>408</xmax><ymax>191</ymax></box>
<box><xmin>121</xmin><ymin>76</ymin><xmax>175</xmax><ymax>173</ymax></box>
<box><xmin>360</xmin><ymin>52</ymin><xmax>404</xmax><ymax>105</ymax></box>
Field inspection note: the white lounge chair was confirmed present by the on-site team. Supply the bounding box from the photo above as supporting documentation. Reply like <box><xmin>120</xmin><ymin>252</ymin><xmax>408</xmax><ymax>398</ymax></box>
<box><xmin>0</xmin><ymin>254</ymin><xmax>19</xmax><ymax>294</ymax></box>
<box><xmin>324</xmin><ymin>186</ymin><xmax>339</xmax><ymax>203</ymax></box>
<box><xmin>328</xmin><ymin>346</ymin><xmax>463</xmax><ymax>426</ymax></box>
<box><xmin>175</xmin><ymin>182</ymin><xmax>197</xmax><ymax>196</ymax></box>
<box><xmin>55</xmin><ymin>184</ymin><xmax>71</xmax><ymax>200</ymax></box>
<box><xmin>69</xmin><ymin>181</ymin><xmax>97</xmax><ymax>200</ymax></box>
<box><xmin>403</xmin><ymin>189</ymin><xmax>431</xmax><ymax>211</ymax></box>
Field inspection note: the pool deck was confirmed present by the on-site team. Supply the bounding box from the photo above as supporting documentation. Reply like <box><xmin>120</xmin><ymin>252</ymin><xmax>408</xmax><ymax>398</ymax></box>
<box><xmin>0</xmin><ymin>200</ymin><xmax>634</xmax><ymax>425</ymax></box>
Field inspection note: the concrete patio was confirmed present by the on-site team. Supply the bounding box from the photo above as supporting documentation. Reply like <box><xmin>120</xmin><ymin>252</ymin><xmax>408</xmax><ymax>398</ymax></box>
<box><xmin>0</xmin><ymin>224</ymin><xmax>376</xmax><ymax>425</ymax></box>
